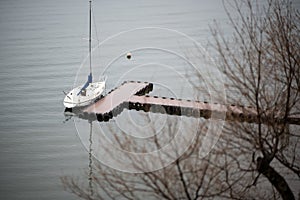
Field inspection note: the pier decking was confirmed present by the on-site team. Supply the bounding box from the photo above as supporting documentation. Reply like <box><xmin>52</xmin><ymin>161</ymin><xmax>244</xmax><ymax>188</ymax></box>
<box><xmin>81</xmin><ymin>81</ymin><xmax>153</xmax><ymax>121</ymax></box>
<box><xmin>79</xmin><ymin>81</ymin><xmax>299</xmax><ymax>125</ymax></box>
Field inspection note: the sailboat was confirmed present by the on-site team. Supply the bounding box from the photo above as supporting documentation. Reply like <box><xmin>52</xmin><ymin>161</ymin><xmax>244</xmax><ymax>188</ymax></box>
<box><xmin>63</xmin><ymin>0</ymin><xmax>106</xmax><ymax>109</ymax></box>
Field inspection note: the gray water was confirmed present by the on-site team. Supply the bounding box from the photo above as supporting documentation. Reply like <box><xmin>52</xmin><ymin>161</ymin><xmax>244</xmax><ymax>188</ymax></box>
<box><xmin>0</xmin><ymin>0</ymin><xmax>297</xmax><ymax>199</ymax></box>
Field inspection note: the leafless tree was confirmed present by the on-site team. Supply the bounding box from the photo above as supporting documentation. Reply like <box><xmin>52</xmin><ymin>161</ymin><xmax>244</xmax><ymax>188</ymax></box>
<box><xmin>210</xmin><ymin>0</ymin><xmax>300</xmax><ymax>199</ymax></box>
<box><xmin>61</xmin><ymin>0</ymin><xmax>300</xmax><ymax>199</ymax></box>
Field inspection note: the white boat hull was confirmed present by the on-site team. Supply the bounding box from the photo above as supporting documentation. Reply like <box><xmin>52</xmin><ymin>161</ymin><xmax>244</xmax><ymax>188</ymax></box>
<box><xmin>63</xmin><ymin>81</ymin><xmax>105</xmax><ymax>108</ymax></box>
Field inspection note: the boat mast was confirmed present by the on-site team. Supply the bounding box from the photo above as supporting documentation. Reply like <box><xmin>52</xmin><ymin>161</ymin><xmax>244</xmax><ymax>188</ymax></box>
<box><xmin>89</xmin><ymin>0</ymin><xmax>92</xmax><ymax>76</ymax></box>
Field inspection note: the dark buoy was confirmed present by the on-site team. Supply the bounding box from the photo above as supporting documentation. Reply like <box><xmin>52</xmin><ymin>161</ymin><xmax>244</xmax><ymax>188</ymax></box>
<box><xmin>126</xmin><ymin>52</ymin><xmax>132</xmax><ymax>59</ymax></box>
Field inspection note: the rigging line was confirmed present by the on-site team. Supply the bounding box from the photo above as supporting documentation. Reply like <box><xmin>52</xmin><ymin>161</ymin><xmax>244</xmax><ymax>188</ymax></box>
<box><xmin>91</xmin><ymin>4</ymin><xmax>102</xmax><ymax>69</ymax></box>
<box><xmin>92</xmin><ymin>6</ymin><xmax>100</xmax><ymax>43</ymax></box>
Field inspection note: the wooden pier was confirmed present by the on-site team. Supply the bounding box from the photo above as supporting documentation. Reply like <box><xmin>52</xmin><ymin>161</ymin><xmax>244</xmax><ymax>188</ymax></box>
<box><xmin>81</xmin><ymin>81</ymin><xmax>153</xmax><ymax>121</ymax></box>
<box><xmin>77</xmin><ymin>81</ymin><xmax>299</xmax><ymax>125</ymax></box>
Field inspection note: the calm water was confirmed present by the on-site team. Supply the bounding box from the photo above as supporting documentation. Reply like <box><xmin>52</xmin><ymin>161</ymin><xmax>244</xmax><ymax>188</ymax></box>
<box><xmin>1</xmin><ymin>0</ymin><xmax>298</xmax><ymax>199</ymax></box>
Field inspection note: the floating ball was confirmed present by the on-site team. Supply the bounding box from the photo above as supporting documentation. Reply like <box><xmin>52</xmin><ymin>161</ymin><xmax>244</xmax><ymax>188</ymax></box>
<box><xmin>126</xmin><ymin>52</ymin><xmax>132</xmax><ymax>59</ymax></box>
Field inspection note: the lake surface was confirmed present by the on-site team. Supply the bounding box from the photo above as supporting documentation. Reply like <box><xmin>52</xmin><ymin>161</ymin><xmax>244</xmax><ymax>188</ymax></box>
<box><xmin>0</xmin><ymin>0</ymin><xmax>299</xmax><ymax>199</ymax></box>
